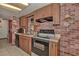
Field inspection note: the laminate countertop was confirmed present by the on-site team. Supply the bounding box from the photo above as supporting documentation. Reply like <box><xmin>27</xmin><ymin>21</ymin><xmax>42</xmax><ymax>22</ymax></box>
<box><xmin>15</xmin><ymin>32</ymin><xmax>60</xmax><ymax>42</ymax></box>
<box><xmin>15</xmin><ymin>33</ymin><xmax>33</xmax><ymax>37</ymax></box>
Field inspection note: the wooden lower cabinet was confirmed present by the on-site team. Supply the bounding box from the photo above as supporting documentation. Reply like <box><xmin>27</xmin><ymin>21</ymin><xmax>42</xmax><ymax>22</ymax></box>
<box><xmin>49</xmin><ymin>41</ymin><xmax>60</xmax><ymax>56</ymax></box>
<box><xmin>19</xmin><ymin>35</ymin><xmax>60</xmax><ymax>56</ymax></box>
<box><xmin>19</xmin><ymin>35</ymin><xmax>32</xmax><ymax>55</ymax></box>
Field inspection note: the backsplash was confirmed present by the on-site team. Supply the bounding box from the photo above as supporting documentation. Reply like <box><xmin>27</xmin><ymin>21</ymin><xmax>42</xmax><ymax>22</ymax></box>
<box><xmin>40</xmin><ymin>22</ymin><xmax>54</xmax><ymax>29</ymax></box>
<box><xmin>60</xmin><ymin>3</ymin><xmax>79</xmax><ymax>56</ymax></box>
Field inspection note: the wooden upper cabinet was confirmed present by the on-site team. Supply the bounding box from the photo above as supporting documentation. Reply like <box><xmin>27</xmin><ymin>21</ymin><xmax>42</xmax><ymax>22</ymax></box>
<box><xmin>34</xmin><ymin>4</ymin><xmax>60</xmax><ymax>25</ymax></box>
<box><xmin>42</xmin><ymin>4</ymin><xmax>52</xmax><ymax>17</ymax></box>
<box><xmin>20</xmin><ymin>3</ymin><xmax>60</xmax><ymax>27</ymax></box>
<box><xmin>52</xmin><ymin>4</ymin><xmax>60</xmax><ymax>25</ymax></box>
<box><xmin>19</xmin><ymin>16</ymin><xmax>28</xmax><ymax>28</ymax></box>
<box><xmin>34</xmin><ymin>10</ymin><xmax>40</xmax><ymax>19</ymax></box>
<box><xmin>19</xmin><ymin>17</ymin><xmax>22</xmax><ymax>27</ymax></box>
<box><xmin>34</xmin><ymin>4</ymin><xmax>52</xmax><ymax>19</ymax></box>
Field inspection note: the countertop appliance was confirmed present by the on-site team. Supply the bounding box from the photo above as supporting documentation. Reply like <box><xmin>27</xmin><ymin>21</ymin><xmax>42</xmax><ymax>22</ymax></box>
<box><xmin>17</xmin><ymin>28</ymin><xmax>26</xmax><ymax>33</ymax></box>
<box><xmin>32</xmin><ymin>29</ymin><xmax>55</xmax><ymax>56</ymax></box>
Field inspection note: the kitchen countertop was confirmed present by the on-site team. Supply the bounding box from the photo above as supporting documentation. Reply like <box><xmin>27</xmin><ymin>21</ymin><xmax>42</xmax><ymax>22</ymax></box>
<box><xmin>33</xmin><ymin>36</ymin><xmax>60</xmax><ymax>42</ymax></box>
<box><xmin>51</xmin><ymin>34</ymin><xmax>60</xmax><ymax>42</ymax></box>
<box><xmin>15</xmin><ymin>33</ymin><xmax>33</xmax><ymax>37</ymax></box>
<box><xmin>15</xmin><ymin>32</ymin><xmax>60</xmax><ymax>42</ymax></box>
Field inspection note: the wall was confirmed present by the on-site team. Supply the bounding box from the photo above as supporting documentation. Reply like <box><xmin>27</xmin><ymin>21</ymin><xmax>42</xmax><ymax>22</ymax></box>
<box><xmin>60</xmin><ymin>4</ymin><xmax>79</xmax><ymax>56</ymax></box>
<box><xmin>0</xmin><ymin>9</ymin><xmax>17</xmax><ymax>20</ymax></box>
<box><xmin>39</xmin><ymin>22</ymin><xmax>54</xmax><ymax>29</ymax></box>
<box><xmin>0</xmin><ymin>18</ymin><xmax>8</xmax><ymax>38</ymax></box>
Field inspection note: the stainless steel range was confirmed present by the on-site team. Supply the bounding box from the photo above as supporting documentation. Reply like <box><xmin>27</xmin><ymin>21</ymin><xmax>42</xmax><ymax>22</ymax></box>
<box><xmin>32</xmin><ymin>29</ymin><xmax>55</xmax><ymax>56</ymax></box>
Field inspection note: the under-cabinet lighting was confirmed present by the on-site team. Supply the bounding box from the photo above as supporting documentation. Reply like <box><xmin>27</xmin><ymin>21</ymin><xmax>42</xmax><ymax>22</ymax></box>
<box><xmin>0</xmin><ymin>3</ymin><xmax>22</xmax><ymax>11</ymax></box>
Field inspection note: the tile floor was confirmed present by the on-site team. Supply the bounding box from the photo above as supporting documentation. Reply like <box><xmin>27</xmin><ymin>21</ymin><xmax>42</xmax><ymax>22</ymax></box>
<box><xmin>0</xmin><ymin>39</ymin><xmax>29</xmax><ymax>56</ymax></box>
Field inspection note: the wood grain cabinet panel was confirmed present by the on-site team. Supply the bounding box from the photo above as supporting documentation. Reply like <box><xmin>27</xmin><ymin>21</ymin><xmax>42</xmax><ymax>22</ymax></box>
<box><xmin>52</xmin><ymin>3</ymin><xmax>60</xmax><ymax>25</ymax></box>
<box><xmin>49</xmin><ymin>41</ymin><xmax>60</xmax><ymax>56</ymax></box>
<box><xmin>42</xmin><ymin>4</ymin><xmax>52</xmax><ymax>17</ymax></box>
<box><xmin>19</xmin><ymin>17</ymin><xmax>22</xmax><ymax>27</ymax></box>
<box><xmin>24</xmin><ymin>36</ymin><xmax>32</xmax><ymax>55</ymax></box>
<box><xmin>34</xmin><ymin>9</ymin><xmax>44</xmax><ymax>19</ymax></box>
<box><xmin>19</xmin><ymin>35</ymin><xmax>32</xmax><ymax>55</ymax></box>
<box><xmin>19</xmin><ymin>16</ymin><xmax>28</xmax><ymax>28</ymax></box>
<box><xmin>19</xmin><ymin>35</ymin><xmax>25</xmax><ymax>50</ymax></box>
<box><xmin>34</xmin><ymin>4</ymin><xmax>52</xmax><ymax>19</ymax></box>
<box><xmin>34</xmin><ymin>10</ymin><xmax>39</xmax><ymax>19</ymax></box>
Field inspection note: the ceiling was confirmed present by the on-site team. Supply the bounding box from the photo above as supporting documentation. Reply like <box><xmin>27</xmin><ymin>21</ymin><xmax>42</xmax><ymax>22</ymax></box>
<box><xmin>7</xmin><ymin>3</ymin><xmax>27</xmax><ymax>9</ymax></box>
<box><xmin>0</xmin><ymin>3</ymin><xmax>28</xmax><ymax>12</ymax></box>
<box><xmin>0</xmin><ymin>3</ymin><xmax>50</xmax><ymax>20</ymax></box>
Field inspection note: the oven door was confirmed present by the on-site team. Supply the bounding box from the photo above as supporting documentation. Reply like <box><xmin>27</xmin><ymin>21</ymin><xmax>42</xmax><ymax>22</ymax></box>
<box><xmin>32</xmin><ymin>38</ymin><xmax>49</xmax><ymax>56</ymax></box>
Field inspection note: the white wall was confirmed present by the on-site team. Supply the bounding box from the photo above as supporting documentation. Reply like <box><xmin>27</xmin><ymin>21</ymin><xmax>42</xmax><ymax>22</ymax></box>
<box><xmin>0</xmin><ymin>18</ymin><xmax>8</xmax><ymax>38</ymax></box>
<box><xmin>0</xmin><ymin>9</ymin><xmax>18</xmax><ymax>20</ymax></box>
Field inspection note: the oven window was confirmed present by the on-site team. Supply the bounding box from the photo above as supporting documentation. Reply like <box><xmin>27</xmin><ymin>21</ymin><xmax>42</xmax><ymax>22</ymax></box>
<box><xmin>32</xmin><ymin>38</ymin><xmax>49</xmax><ymax>56</ymax></box>
<box><xmin>34</xmin><ymin>42</ymin><xmax>45</xmax><ymax>51</ymax></box>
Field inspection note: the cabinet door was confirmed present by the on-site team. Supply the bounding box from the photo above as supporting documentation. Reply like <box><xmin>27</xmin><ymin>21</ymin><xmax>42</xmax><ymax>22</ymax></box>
<box><xmin>26</xmin><ymin>37</ymin><xmax>32</xmax><ymax>55</ymax></box>
<box><xmin>23</xmin><ymin>37</ymin><xmax>29</xmax><ymax>52</ymax></box>
<box><xmin>34</xmin><ymin>5</ymin><xmax>52</xmax><ymax>19</ymax></box>
<box><xmin>23</xmin><ymin>36</ymin><xmax>32</xmax><ymax>55</ymax></box>
<box><xmin>19</xmin><ymin>16</ymin><xmax>28</xmax><ymax>28</ymax></box>
<box><xmin>34</xmin><ymin>10</ymin><xmax>39</xmax><ymax>19</ymax></box>
<box><xmin>42</xmin><ymin>4</ymin><xmax>52</xmax><ymax>17</ymax></box>
<box><xmin>52</xmin><ymin>4</ymin><xmax>60</xmax><ymax>25</ymax></box>
<box><xmin>23</xmin><ymin>17</ymin><xmax>28</xmax><ymax>28</ymax></box>
<box><xmin>19</xmin><ymin>35</ymin><xmax>25</xmax><ymax>50</ymax></box>
<box><xmin>19</xmin><ymin>35</ymin><xmax>32</xmax><ymax>55</ymax></box>
<box><xmin>28</xmin><ymin>37</ymin><xmax>32</xmax><ymax>55</ymax></box>
<box><xmin>49</xmin><ymin>41</ymin><xmax>59</xmax><ymax>56</ymax></box>
<box><xmin>39</xmin><ymin>8</ymin><xmax>45</xmax><ymax>18</ymax></box>
<box><xmin>19</xmin><ymin>18</ymin><xmax>23</xmax><ymax>27</ymax></box>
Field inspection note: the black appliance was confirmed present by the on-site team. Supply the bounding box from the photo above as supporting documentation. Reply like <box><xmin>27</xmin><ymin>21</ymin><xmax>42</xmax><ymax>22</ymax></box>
<box><xmin>36</xmin><ymin>16</ymin><xmax>53</xmax><ymax>23</ymax></box>
<box><xmin>15</xmin><ymin>34</ymin><xmax>19</xmax><ymax>47</ymax></box>
<box><xmin>32</xmin><ymin>29</ymin><xmax>55</xmax><ymax>56</ymax></box>
<box><xmin>17</xmin><ymin>28</ymin><xmax>25</xmax><ymax>33</ymax></box>
<box><xmin>32</xmin><ymin>38</ymin><xmax>49</xmax><ymax>56</ymax></box>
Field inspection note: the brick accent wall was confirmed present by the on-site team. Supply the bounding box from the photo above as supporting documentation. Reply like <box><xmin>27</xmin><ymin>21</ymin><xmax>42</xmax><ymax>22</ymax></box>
<box><xmin>60</xmin><ymin>3</ymin><xmax>79</xmax><ymax>56</ymax></box>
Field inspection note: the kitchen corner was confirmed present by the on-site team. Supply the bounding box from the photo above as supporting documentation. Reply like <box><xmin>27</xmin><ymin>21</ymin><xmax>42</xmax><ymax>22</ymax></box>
<box><xmin>15</xmin><ymin>31</ymin><xmax>60</xmax><ymax>56</ymax></box>
<box><xmin>15</xmin><ymin>3</ymin><xmax>60</xmax><ymax>56</ymax></box>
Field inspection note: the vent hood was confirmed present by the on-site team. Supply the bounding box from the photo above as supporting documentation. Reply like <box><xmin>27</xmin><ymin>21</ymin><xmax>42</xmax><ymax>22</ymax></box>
<box><xmin>36</xmin><ymin>16</ymin><xmax>53</xmax><ymax>23</ymax></box>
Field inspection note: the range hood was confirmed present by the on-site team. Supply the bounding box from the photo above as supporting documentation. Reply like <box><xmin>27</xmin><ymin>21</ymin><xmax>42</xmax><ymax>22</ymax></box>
<box><xmin>36</xmin><ymin>16</ymin><xmax>53</xmax><ymax>23</ymax></box>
